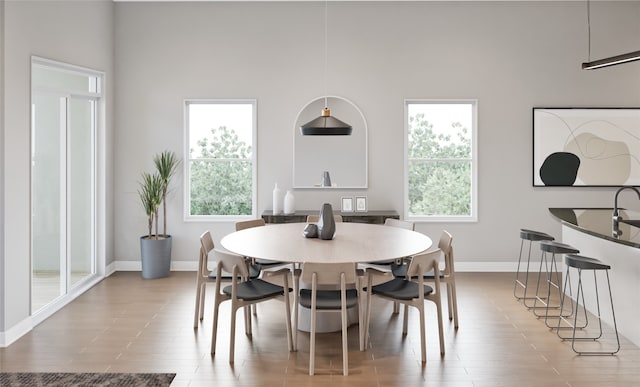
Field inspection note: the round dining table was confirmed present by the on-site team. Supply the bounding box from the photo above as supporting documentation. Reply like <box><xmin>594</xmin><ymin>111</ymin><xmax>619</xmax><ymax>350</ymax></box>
<box><xmin>220</xmin><ymin>222</ymin><xmax>432</xmax><ymax>264</ymax></box>
<box><xmin>220</xmin><ymin>221</ymin><xmax>433</xmax><ymax>332</ymax></box>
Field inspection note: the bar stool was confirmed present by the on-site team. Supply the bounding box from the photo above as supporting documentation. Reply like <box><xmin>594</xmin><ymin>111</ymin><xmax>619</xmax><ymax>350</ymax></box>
<box><xmin>514</xmin><ymin>229</ymin><xmax>555</xmax><ymax>304</ymax></box>
<box><xmin>556</xmin><ymin>254</ymin><xmax>620</xmax><ymax>355</ymax></box>
<box><xmin>532</xmin><ymin>241</ymin><xmax>579</xmax><ymax>326</ymax></box>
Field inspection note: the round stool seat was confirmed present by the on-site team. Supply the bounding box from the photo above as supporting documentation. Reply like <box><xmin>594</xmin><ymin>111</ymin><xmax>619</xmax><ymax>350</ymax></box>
<box><xmin>565</xmin><ymin>254</ymin><xmax>610</xmax><ymax>271</ymax></box>
<box><xmin>540</xmin><ymin>241</ymin><xmax>579</xmax><ymax>255</ymax></box>
<box><xmin>520</xmin><ymin>229</ymin><xmax>555</xmax><ymax>242</ymax></box>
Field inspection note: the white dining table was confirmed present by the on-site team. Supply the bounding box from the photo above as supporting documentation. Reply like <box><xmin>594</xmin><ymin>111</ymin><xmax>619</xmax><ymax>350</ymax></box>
<box><xmin>220</xmin><ymin>222</ymin><xmax>432</xmax><ymax>264</ymax></box>
<box><xmin>220</xmin><ymin>221</ymin><xmax>433</xmax><ymax>332</ymax></box>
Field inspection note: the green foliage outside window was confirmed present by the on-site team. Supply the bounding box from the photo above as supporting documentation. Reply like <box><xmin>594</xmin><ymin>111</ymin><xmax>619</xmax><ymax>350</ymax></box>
<box><xmin>189</xmin><ymin>125</ymin><xmax>252</xmax><ymax>216</ymax></box>
<box><xmin>408</xmin><ymin>113</ymin><xmax>472</xmax><ymax>217</ymax></box>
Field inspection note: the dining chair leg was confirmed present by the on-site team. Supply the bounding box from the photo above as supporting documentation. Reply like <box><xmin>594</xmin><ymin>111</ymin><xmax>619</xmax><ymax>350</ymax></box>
<box><xmin>450</xmin><ymin>282</ymin><xmax>459</xmax><ymax>329</ymax></box>
<box><xmin>194</xmin><ymin>281</ymin><xmax>202</xmax><ymax>328</ymax></box>
<box><xmin>446</xmin><ymin>283</ymin><xmax>453</xmax><ymax>321</ymax></box>
<box><xmin>199</xmin><ymin>284</ymin><xmax>207</xmax><ymax>322</ymax></box>
<box><xmin>418</xmin><ymin>304</ymin><xmax>426</xmax><ymax>363</ymax></box>
<box><xmin>229</xmin><ymin>303</ymin><xmax>238</xmax><ymax>363</ymax></box>
<box><xmin>436</xmin><ymin>297</ymin><xmax>445</xmax><ymax>356</ymax></box>
<box><xmin>293</xmin><ymin>270</ymin><xmax>299</xmax><ymax>352</ymax></box>
<box><xmin>244</xmin><ymin>305</ymin><xmax>251</xmax><ymax>336</ymax></box>
<box><xmin>341</xmin><ymin>293</ymin><xmax>349</xmax><ymax>376</ymax></box>
<box><xmin>358</xmin><ymin>292</ymin><xmax>364</xmax><ymax>352</ymax></box>
<box><xmin>283</xmin><ymin>280</ymin><xmax>294</xmax><ymax>352</ymax></box>
<box><xmin>211</xmin><ymin>298</ymin><xmax>221</xmax><ymax>355</ymax></box>
<box><xmin>309</xmin><ymin>295</ymin><xmax>317</xmax><ymax>375</ymax></box>
<box><xmin>364</xmin><ymin>277</ymin><xmax>373</xmax><ymax>348</ymax></box>
<box><xmin>402</xmin><ymin>303</ymin><xmax>409</xmax><ymax>335</ymax></box>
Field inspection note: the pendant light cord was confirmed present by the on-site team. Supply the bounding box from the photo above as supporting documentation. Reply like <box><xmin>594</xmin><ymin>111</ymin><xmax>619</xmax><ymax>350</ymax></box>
<box><xmin>324</xmin><ymin>0</ymin><xmax>328</xmax><ymax>108</ymax></box>
<box><xmin>586</xmin><ymin>0</ymin><xmax>591</xmax><ymax>61</ymax></box>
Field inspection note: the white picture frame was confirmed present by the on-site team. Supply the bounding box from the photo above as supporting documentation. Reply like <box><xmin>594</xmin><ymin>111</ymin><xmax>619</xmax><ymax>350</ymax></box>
<box><xmin>341</xmin><ymin>197</ymin><xmax>354</xmax><ymax>212</ymax></box>
<box><xmin>355</xmin><ymin>196</ymin><xmax>367</xmax><ymax>212</ymax></box>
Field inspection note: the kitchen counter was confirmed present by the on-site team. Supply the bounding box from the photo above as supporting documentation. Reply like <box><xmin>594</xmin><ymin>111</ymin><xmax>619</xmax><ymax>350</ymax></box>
<box><xmin>549</xmin><ymin>207</ymin><xmax>640</xmax><ymax>249</ymax></box>
<box><xmin>549</xmin><ymin>207</ymin><xmax>640</xmax><ymax>347</ymax></box>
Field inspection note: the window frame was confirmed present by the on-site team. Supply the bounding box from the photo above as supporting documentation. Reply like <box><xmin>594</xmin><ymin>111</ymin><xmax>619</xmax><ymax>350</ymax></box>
<box><xmin>404</xmin><ymin>99</ymin><xmax>478</xmax><ymax>222</ymax></box>
<box><xmin>183</xmin><ymin>99</ymin><xmax>257</xmax><ymax>221</ymax></box>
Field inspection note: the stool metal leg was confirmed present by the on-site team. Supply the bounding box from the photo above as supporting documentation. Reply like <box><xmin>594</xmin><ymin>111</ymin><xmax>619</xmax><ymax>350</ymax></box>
<box><xmin>557</xmin><ymin>262</ymin><xmax>620</xmax><ymax>355</ymax></box>
<box><xmin>532</xmin><ymin>252</ymin><xmax>564</xmax><ymax>317</ymax></box>
<box><xmin>556</xmin><ymin>265</ymin><xmax>588</xmax><ymax>332</ymax></box>
<box><xmin>542</xmin><ymin>252</ymin><xmax>574</xmax><ymax>326</ymax></box>
<box><xmin>514</xmin><ymin>239</ymin><xmax>535</xmax><ymax>301</ymax></box>
<box><xmin>525</xmin><ymin>249</ymin><xmax>550</xmax><ymax>310</ymax></box>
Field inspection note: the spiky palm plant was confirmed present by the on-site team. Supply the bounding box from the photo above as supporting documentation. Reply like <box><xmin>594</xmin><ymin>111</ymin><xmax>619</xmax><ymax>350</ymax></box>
<box><xmin>153</xmin><ymin>150</ymin><xmax>180</xmax><ymax>238</ymax></box>
<box><xmin>138</xmin><ymin>172</ymin><xmax>163</xmax><ymax>240</ymax></box>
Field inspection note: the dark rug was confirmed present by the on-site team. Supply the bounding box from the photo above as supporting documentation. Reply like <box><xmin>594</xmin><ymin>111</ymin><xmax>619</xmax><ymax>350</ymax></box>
<box><xmin>0</xmin><ymin>372</ymin><xmax>175</xmax><ymax>386</ymax></box>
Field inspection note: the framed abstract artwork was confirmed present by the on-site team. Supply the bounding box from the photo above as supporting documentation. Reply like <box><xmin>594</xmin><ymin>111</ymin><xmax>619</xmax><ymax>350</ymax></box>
<box><xmin>533</xmin><ymin>107</ymin><xmax>640</xmax><ymax>187</ymax></box>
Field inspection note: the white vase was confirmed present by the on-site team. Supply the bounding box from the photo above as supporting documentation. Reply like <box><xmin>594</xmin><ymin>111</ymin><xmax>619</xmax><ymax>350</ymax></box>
<box><xmin>272</xmin><ymin>183</ymin><xmax>281</xmax><ymax>214</ymax></box>
<box><xmin>284</xmin><ymin>190</ymin><xmax>295</xmax><ymax>214</ymax></box>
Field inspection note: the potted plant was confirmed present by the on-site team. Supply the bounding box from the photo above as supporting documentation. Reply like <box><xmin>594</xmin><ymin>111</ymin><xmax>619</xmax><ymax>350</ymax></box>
<box><xmin>139</xmin><ymin>150</ymin><xmax>180</xmax><ymax>279</ymax></box>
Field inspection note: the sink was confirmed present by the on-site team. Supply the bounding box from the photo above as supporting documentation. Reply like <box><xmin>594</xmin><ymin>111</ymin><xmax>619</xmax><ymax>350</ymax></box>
<box><xmin>619</xmin><ymin>219</ymin><xmax>640</xmax><ymax>228</ymax></box>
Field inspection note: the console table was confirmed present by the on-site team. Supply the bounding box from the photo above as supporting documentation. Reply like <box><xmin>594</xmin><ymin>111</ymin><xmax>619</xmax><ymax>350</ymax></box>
<box><xmin>261</xmin><ymin>210</ymin><xmax>399</xmax><ymax>224</ymax></box>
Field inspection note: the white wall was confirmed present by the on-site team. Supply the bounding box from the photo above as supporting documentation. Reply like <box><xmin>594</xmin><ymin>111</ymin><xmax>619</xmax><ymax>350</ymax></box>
<box><xmin>2</xmin><ymin>0</ymin><xmax>114</xmax><ymax>338</ymax></box>
<box><xmin>114</xmin><ymin>1</ymin><xmax>640</xmax><ymax>269</ymax></box>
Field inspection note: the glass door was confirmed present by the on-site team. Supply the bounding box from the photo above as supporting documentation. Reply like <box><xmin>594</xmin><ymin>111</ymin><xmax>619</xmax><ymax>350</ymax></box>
<box><xmin>31</xmin><ymin>93</ymin><xmax>64</xmax><ymax>311</ymax></box>
<box><xmin>68</xmin><ymin>98</ymin><xmax>95</xmax><ymax>288</ymax></box>
<box><xmin>31</xmin><ymin>59</ymin><xmax>99</xmax><ymax>313</ymax></box>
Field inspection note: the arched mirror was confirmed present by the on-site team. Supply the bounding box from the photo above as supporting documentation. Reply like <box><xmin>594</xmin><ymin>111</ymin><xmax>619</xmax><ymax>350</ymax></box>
<box><xmin>293</xmin><ymin>96</ymin><xmax>368</xmax><ymax>189</ymax></box>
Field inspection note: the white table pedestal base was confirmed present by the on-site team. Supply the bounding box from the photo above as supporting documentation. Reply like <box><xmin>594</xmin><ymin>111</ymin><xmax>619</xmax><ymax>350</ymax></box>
<box><xmin>296</xmin><ymin>305</ymin><xmax>360</xmax><ymax>333</ymax></box>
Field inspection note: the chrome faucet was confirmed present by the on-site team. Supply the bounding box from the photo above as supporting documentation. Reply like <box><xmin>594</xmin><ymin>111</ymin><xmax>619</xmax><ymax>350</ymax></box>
<box><xmin>612</xmin><ymin>186</ymin><xmax>640</xmax><ymax>237</ymax></box>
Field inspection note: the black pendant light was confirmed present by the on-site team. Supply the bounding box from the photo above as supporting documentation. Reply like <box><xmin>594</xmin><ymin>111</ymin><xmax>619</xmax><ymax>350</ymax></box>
<box><xmin>581</xmin><ymin>0</ymin><xmax>640</xmax><ymax>70</ymax></box>
<box><xmin>300</xmin><ymin>106</ymin><xmax>352</xmax><ymax>135</ymax></box>
<box><xmin>300</xmin><ymin>1</ymin><xmax>352</xmax><ymax>136</ymax></box>
<box><xmin>582</xmin><ymin>50</ymin><xmax>640</xmax><ymax>70</ymax></box>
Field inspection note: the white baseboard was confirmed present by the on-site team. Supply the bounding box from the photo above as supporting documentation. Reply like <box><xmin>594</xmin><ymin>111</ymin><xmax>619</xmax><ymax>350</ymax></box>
<box><xmin>114</xmin><ymin>260</ymin><xmax>518</xmax><ymax>273</ymax></box>
<box><xmin>455</xmin><ymin>262</ymin><xmax>518</xmax><ymax>272</ymax></box>
<box><xmin>0</xmin><ymin>274</ymin><xmax>104</xmax><ymax>348</ymax></box>
<box><xmin>105</xmin><ymin>261</ymin><xmax>117</xmax><ymax>276</ymax></box>
<box><xmin>0</xmin><ymin>317</ymin><xmax>33</xmax><ymax>348</ymax></box>
<box><xmin>114</xmin><ymin>260</ymin><xmax>199</xmax><ymax>272</ymax></box>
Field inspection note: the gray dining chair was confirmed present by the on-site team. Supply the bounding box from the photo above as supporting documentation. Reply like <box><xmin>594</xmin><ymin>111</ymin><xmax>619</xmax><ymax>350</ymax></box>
<box><xmin>193</xmin><ymin>230</ymin><xmax>261</xmax><ymax>328</ymax></box>
<box><xmin>365</xmin><ymin>249</ymin><xmax>445</xmax><ymax>363</ymax></box>
<box><xmin>392</xmin><ymin>230</ymin><xmax>459</xmax><ymax>328</ymax></box>
<box><xmin>295</xmin><ymin>262</ymin><xmax>363</xmax><ymax>376</ymax></box>
<box><xmin>210</xmin><ymin>249</ymin><xmax>294</xmax><ymax>363</ymax></box>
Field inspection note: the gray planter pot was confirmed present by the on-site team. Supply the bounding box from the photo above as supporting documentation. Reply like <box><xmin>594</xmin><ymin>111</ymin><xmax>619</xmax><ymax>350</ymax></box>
<box><xmin>140</xmin><ymin>235</ymin><xmax>172</xmax><ymax>279</ymax></box>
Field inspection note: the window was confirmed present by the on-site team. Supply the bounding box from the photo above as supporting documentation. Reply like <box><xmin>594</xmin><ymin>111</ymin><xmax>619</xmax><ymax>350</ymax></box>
<box><xmin>185</xmin><ymin>100</ymin><xmax>256</xmax><ymax>219</ymax></box>
<box><xmin>405</xmin><ymin>100</ymin><xmax>477</xmax><ymax>221</ymax></box>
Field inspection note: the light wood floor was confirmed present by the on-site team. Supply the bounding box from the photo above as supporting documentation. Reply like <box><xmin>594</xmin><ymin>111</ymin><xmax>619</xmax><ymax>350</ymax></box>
<box><xmin>1</xmin><ymin>271</ymin><xmax>638</xmax><ymax>386</ymax></box>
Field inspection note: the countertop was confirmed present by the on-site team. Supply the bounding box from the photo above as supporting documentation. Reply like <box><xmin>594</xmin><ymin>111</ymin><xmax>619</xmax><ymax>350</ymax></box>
<box><xmin>549</xmin><ymin>208</ymin><xmax>640</xmax><ymax>249</ymax></box>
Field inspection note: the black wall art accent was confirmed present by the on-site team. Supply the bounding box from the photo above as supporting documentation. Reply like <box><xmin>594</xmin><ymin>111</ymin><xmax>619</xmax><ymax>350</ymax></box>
<box><xmin>539</xmin><ymin>152</ymin><xmax>581</xmax><ymax>186</ymax></box>
<box><xmin>533</xmin><ymin>108</ymin><xmax>640</xmax><ymax>187</ymax></box>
